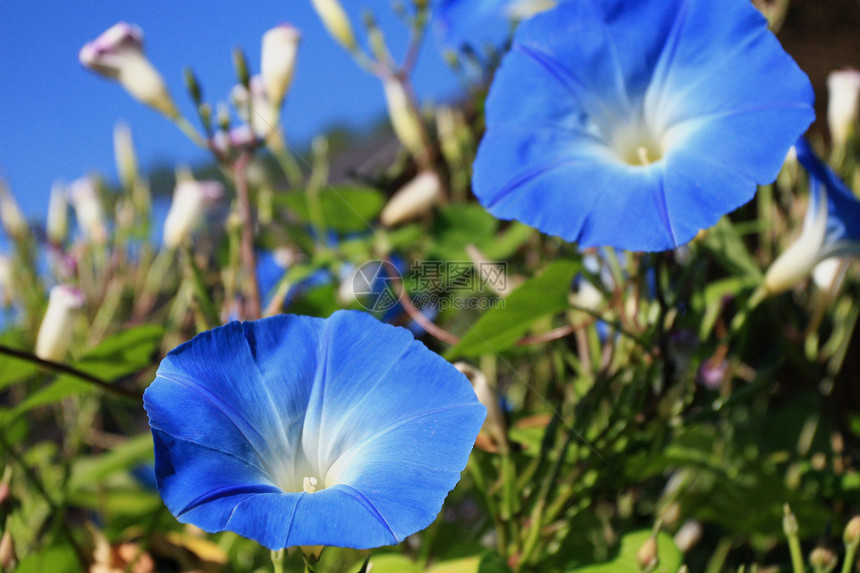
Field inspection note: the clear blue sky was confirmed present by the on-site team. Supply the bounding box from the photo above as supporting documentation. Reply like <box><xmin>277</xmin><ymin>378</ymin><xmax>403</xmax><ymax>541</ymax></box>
<box><xmin>0</xmin><ymin>0</ymin><xmax>463</xmax><ymax>217</ymax></box>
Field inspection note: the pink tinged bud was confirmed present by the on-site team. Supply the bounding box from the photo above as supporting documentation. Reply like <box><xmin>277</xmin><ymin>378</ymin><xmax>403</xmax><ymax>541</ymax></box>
<box><xmin>845</xmin><ymin>516</ymin><xmax>860</xmax><ymax>546</ymax></box>
<box><xmin>311</xmin><ymin>0</ymin><xmax>356</xmax><ymax>51</ymax></box>
<box><xmin>47</xmin><ymin>181</ymin><xmax>68</xmax><ymax>244</ymax></box>
<box><xmin>35</xmin><ymin>285</ymin><xmax>85</xmax><ymax>362</ymax></box>
<box><xmin>162</xmin><ymin>180</ymin><xmax>224</xmax><ymax>249</ymax></box>
<box><xmin>261</xmin><ymin>24</ymin><xmax>301</xmax><ymax>110</ymax></box>
<box><xmin>230</xmin><ymin>77</ymin><xmax>280</xmax><ymax>146</ymax></box>
<box><xmin>79</xmin><ymin>22</ymin><xmax>178</xmax><ymax>118</ymax></box>
<box><xmin>636</xmin><ymin>536</ymin><xmax>659</xmax><ymax>572</ymax></box>
<box><xmin>827</xmin><ymin>69</ymin><xmax>860</xmax><ymax>149</ymax></box>
<box><xmin>69</xmin><ymin>177</ymin><xmax>108</xmax><ymax>244</ymax></box>
<box><xmin>380</xmin><ymin>171</ymin><xmax>442</xmax><ymax>226</ymax></box>
<box><xmin>0</xmin><ymin>530</ymin><xmax>15</xmax><ymax>570</ymax></box>
<box><xmin>383</xmin><ymin>77</ymin><xmax>424</xmax><ymax>158</ymax></box>
<box><xmin>0</xmin><ymin>182</ymin><xmax>28</xmax><ymax>240</ymax></box>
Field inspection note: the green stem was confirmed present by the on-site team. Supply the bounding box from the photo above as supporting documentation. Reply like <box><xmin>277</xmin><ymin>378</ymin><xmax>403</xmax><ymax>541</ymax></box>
<box><xmin>841</xmin><ymin>543</ymin><xmax>857</xmax><ymax>573</ymax></box>
<box><xmin>271</xmin><ymin>549</ymin><xmax>285</xmax><ymax>573</ymax></box>
<box><xmin>173</xmin><ymin>115</ymin><xmax>209</xmax><ymax>148</ymax></box>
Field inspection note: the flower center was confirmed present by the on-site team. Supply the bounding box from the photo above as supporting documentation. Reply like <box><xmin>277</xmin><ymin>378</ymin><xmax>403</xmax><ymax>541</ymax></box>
<box><xmin>612</xmin><ymin>119</ymin><xmax>664</xmax><ymax>167</ymax></box>
<box><xmin>302</xmin><ymin>476</ymin><xmax>318</xmax><ymax>493</ymax></box>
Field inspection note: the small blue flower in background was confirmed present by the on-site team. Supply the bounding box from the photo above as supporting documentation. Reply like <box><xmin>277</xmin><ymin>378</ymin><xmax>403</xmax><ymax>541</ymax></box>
<box><xmin>434</xmin><ymin>0</ymin><xmax>555</xmax><ymax>48</ymax></box>
<box><xmin>472</xmin><ymin>0</ymin><xmax>814</xmax><ymax>251</ymax></box>
<box><xmin>763</xmin><ymin>138</ymin><xmax>860</xmax><ymax>295</ymax></box>
<box><xmin>143</xmin><ymin>310</ymin><xmax>485</xmax><ymax>550</ymax></box>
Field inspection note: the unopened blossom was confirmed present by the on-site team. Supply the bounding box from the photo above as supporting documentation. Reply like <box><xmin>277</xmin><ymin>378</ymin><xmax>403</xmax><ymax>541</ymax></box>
<box><xmin>311</xmin><ymin>0</ymin><xmax>357</xmax><ymax>51</ymax></box>
<box><xmin>230</xmin><ymin>76</ymin><xmax>281</xmax><ymax>148</ymax></box>
<box><xmin>764</xmin><ymin>139</ymin><xmax>860</xmax><ymax>295</ymax></box>
<box><xmin>46</xmin><ymin>182</ymin><xmax>68</xmax><ymax>245</ymax></box>
<box><xmin>261</xmin><ymin>24</ymin><xmax>301</xmax><ymax>110</ymax></box>
<box><xmin>79</xmin><ymin>22</ymin><xmax>178</xmax><ymax>118</ymax></box>
<box><xmin>68</xmin><ymin>177</ymin><xmax>108</xmax><ymax>244</ymax></box>
<box><xmin>113</xmin><ymin>122</ymin><xmax>139</xmax><ymax>190</ymax></box>
<box><xmin>380</xmin><ymin>171</ymin><xmax>442</xmax><ymax>226</ymax></box>
<box><xmin>827</xmin><ymin>69</ymin><xmax>860</xmax><ymax>149</ymax></box>
<box><xmin>35</xmin><ymin>285</ymin><xmax>85</xmax><ymax>362</ymax></box>
<box><xmin>163</xmin><ymin>180</ymin><xmax>224</xmax><ymax>250</ymax></box>
<box><xmin>0</xmin><ymin>182</ymin><xmax>28</xmax><ymax>241</ymax></box>
<box><xmin>383</xmin><ymin>76</ymin><xmax>425</xmax><ymax>159</ymax></box>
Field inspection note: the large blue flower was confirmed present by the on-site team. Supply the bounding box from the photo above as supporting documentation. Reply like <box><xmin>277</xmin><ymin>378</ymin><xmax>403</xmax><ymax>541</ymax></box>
<box><xmin>763</xmin><ymin>138</ymin><xmax>860</xmax><ymax>294</ymax></box>
<box><xmin>473</xmin><ymin>0</ymin><xmax>814</xmax><ymax>251</ymax></box>
<box><xmin>143</xmin><ymin>310</ymin><xmax>485</xmax><ymax>550</ymax></box>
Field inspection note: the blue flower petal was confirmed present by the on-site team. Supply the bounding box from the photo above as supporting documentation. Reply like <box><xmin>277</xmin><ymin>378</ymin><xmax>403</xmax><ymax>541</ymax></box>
<box><xmin>144</xmin><ymin>310</ymin><xmax>485</xmax><ymax>550</ymax></box>
<box><xmin>794</xmin><ymin>138</ymin><xmax>860</xmax><ymax>256</ymax></box>
<box><xmin>473</xmin><ymin>0</ymin><xmax>814</xmax><ymax>251</ymax></box>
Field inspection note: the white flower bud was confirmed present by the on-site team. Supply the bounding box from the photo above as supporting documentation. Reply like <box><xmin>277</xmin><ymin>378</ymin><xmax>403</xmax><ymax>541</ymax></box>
<box><xmin>47</xmin><ymin>181</ymin><xmax>68</xmax><ymax>244</ymax></box>
<box><xmin>230</xmin><ymin>77</ymin><xmax>281</xmax><ymax>148</ymax></box>
<box><xmin>162</xmin><ymin>180</ymin><xmax>224</xmax><ymax>249</ymax></box>
<box><xmin>35</xmin><ymin>285</ymin><xmax>85</xmax><ymax>362</ymax></box>
<box><xmin>79</xmin><ymin>23</ymin><xmax>178</xmax><ymax>118</ymax></box>
<box><xmin>261</xmin><ymin>24</ymin><xmax>301</xmax><ymax>110</ymax></box>
<box><xmin>113</xmin><ymin>122</ymin><xmax>138</xmax><ymax>190</ymax></box>
<box><xmin>812</xmin><ymin>257</ymin><xmax>845</xmax><ymax>291</ymax></box>
<box><xmin>311</xmin><ymin>0</ymin><xmax>357</xmax><ymax>51</ymax></box>
<box><xmin>454</xmin><ymin>362</ymin><xmax>507</xmax><ymax>451</ymax></box>
<box><xmin>383</xmin><ymin>76</ymin><xmax>425</xmax><ymax>158</ymax></box>
<box><xmin>69</xmin><ymin>177</ymin><xmax>108</xmax><ymax>244</ymax></box>
<box><xmin>380</xmin><ymin>171</ymin><xmax>442</xmax><ymax>226</ymax></box>
<box><xmin>827</xmin><ymin>69</ymin><xmax>860</xmax><ymax>149</ymax></box>
<box><xmin>505</xmin><ymin>0</ymin><xmax>557</xmax><ymax>20</ymax></box>
<box><xmin>0</xmin><ymin>255</ymin><xmax>13</xmax><ymax>307</ymax></box>
<box><xmin>764</xmin><ymin>181</ymin><xmax>829</xmax><ymax>296</ymax></box>
<box><xmin>673</xmin><ymin>521</ymin><xmax>703</xmax><ymax>553</ymax></box>
<box><xmin>0</xmin><ymin>182</ymin><xmax>28</xmax><ymax>241</ymax></box>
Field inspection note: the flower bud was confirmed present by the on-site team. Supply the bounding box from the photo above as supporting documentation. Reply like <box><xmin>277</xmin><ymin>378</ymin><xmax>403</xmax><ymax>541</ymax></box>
<box><xmin>844</xmin><ymin>516</ymin><xmax>860</xmax><ymax>547</ymax></box>
<box><xmin>311</xmin><ymin>0</ymin><xmax>357</xmax><ymax>51</ymax></box>
<box><xmin>763</xmin><ymin>176</ymin><xmax>829</xmax><ymax>296</ymax></box>
<box><xmin>383</xmin><ymin>76</ymin><xmax>424</xmax><ymax>158</ymax></box>
<box><xmin>812</xmin><ymin>257</ymin><xmax>845</xmax><ymax>291</ymax></box>
<box><xmin>113</xmin><ymin>122</ymin><xmax>138</xmax><ymax>191</ymax></box>
<box><xmin>0</xmin><ymin>255</ymin><xmax>13</xmax><ymax>307</ymax></box>
<box><xmin>454</xmin><ymin>362</ymin><xmax>507</xmax><ymax>452</ymax></box>
<box><xmin>827</xmin><ymin>69</ymin><xmax>860</xmax><ymax>149</ymax></box>
<box><xmin>46</xmin><ymin>181</ymin><xmax>68</xmax><ymax>245</ymax></box>
<box><xmin>673</xmin><ymin>521</ymin><xmax>703</xmax><ymax>553</ymax></box>
<box><xmin>0</xmin><ymin>530</ymin><xmax>15</xmax><ymax>570</ymax></box>
<box><xmin>505</xmin><ymin>0</ymin><xmax>557</xmax><ymax>20</ymax></box>
<box><xmin>636</xmin><ymin>535</ymin><xmax>658</xmax><ymax>572</ymax></box>
<box><xmin>79</xmin><ymin>23</ymin><xmax>178</xmax><ymax>118</ymax></box>
<box><xmin>261</xmin><ymin>24</ymin><xmax>301</xmax><ymax>110</ymax></box>
<box><xmin>808</xmin><ymin>546</ymin><xmax>837</xmax><ymax>572</ymax></box>
<box><xmin>231</xmin><ymin>77</ymin><xmax>281</xmax><ymax>148</ymax></box>
<box><xmin>163</xmin><ymin>180</ymin><xmax>224</xmax><ymax>249</ymax></box>
<box><xmin>0</xmin><ymin>182</ymin><xmax>28</xmax><ymax>241</ymax></box>
<box><xmin>69</xmin><ymin>177</ymin><xmax>108</xmax><ymax>244</ymax></box>
<box><xmin>380</xmin><ymin>171</ymin><xmax>442</xmax><ymax>226</ymax></box>
<box><xmin>35</xmin><ymin>285</ymin><xmax>85</xmax><ymax>362</ymax></box>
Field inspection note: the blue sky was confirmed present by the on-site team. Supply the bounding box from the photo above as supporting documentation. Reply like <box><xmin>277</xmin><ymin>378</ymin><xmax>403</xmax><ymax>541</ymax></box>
<box><xmin>0</xmin><ymin>1</ymin><xmax>463</xmax><ymax>217</ymax></box>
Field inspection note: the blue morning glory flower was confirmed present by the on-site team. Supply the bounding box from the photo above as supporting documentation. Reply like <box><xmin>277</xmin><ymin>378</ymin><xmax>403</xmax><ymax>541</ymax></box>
<box><xmin>763</xmin><ymin>139</ymin><xmax>860</xmax><ymax>294</ymax></box>
<box><xmin>472</xmin><ymin>0</ymin><xmax>814</xmax><ymax>251</ymax></box>
<box><xmin>143</xmin><ymin>310</ymin><xmax>485</xmax><ymax>550</ymax></box>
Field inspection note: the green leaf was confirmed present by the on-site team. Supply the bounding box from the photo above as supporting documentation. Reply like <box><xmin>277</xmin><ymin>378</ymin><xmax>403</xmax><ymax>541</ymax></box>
<box><xmin>445</xmin><ymin>260</ymin><xmax>579</xmax><ymax>359</ymax></box>
<box><xmin>0</xmin><ymin>331</ymin><xmax>39</xmax><ymax>391</ymax></box>
<box><xmin>15</xmin><ymin>544</ymin><xmax>80</xmax><ymax>573</ymax></box>
<box><xmin>73</xmin><ymin>324</ymin><xmax>164</xmax><ymax>380</ymax></box>
<box><xmin>276</xmin><ymin>186</ymin><xmax>384</xmax><ymax>233</ymax></box>
<box><xmin>69</xmin><ymin>432</ymin><xmax>154</xmax><ymax>490</ymax></box>
<box><xmin>366</xmin><ymin>554</ymin><xmax>423</xmax><ymax>573</ymax></box>
<box><xmin>700</xmin><ymin>217</ymin><xmax>762</xmax><ymax>280</ymax></box>
<box><xmin>477</xmin><ymin>551</ymin><xmax>513</xmax><ymax>573</ymax></box>
<box><xmin>430</xmin><ymin>556</ymin><xmax>482</xmax><ymax>573</ymax></box>
<box><xmin>567</xmin><ymin>530</ymin><xmax>682</xmax><ymax>573</ymax></box>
